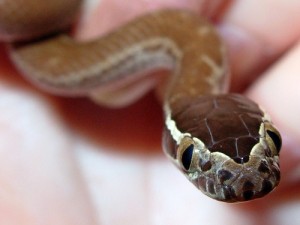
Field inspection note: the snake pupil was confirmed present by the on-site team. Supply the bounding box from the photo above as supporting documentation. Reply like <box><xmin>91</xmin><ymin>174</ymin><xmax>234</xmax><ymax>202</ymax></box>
<box><xmin>182</xmin><ymin>144</ymin><xmax>194</xmax><ymax>170</ymax></box>
<box><xmin>267</xmin><ymin>130</ymin><xmax>282</xmax><ymax>153</ymax></box>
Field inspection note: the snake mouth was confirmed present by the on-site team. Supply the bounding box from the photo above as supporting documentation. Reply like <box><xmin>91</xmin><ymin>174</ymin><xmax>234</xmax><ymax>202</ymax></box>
<box><xmin>221</xmin><ymin>166</ymin><xmax>280</xmax><ymax>202</ymax></box>
<box><xmin>187</xmin><ymin>152</ymin><xmax>280</xmax><ymax>202</ymax></box>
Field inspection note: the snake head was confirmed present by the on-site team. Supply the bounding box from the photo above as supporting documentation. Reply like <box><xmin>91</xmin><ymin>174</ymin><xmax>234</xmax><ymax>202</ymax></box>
<box><xmin>163</xmin><ymin>94</ymin><xmax>281</xmax><ymax>202</ymax></box>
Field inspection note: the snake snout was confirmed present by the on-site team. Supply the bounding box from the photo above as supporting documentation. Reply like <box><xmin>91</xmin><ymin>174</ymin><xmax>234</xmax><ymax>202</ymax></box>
<box><xmin>214</xmin><ymin>153</ymin><xmax>280</xmax><ymax>202</ymax></box>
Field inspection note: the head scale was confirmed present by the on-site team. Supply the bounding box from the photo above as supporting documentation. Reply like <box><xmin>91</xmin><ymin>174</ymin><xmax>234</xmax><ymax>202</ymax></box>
<box><xmin>163</xmin><ymin>94</ymin><xmax>281</xmax><ymax>202</ymax></box>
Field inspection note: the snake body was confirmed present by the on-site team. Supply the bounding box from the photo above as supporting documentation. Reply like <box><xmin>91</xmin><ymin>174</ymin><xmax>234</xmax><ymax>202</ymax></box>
<box><xmin>0</xmin><ymin>0</ymin><xmax>282</xmax><ymax>202</ymax></box>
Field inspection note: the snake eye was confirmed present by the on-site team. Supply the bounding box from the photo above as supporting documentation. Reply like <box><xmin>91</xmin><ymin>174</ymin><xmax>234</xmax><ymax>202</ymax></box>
<box><xmin>267</xmin><ymin>129</ymin><xmax>282</xmax><ymax>153</ymax></box>
<box><xmin>181</xmin><ymin>144</ymin><xmax>194</xmax><ymax>170</ymax></box>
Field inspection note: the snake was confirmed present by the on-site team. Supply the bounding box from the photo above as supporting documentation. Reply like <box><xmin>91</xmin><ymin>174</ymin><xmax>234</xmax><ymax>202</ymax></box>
<box><xmin>0</xmin><ymin>0</ymin><xmax>282</xmax><ymax>202</ymax></box>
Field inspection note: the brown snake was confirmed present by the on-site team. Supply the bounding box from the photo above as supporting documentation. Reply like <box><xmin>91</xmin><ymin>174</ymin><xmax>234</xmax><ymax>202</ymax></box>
<box><xmin>0</xmin><ymin>0</ymin><xmax>282</xmax><ymax>202</ymax></box>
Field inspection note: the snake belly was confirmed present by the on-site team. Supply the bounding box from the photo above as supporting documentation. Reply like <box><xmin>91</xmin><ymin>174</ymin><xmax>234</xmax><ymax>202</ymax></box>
<box><xmin>0</xmin><ymin>1</ymin><xmax>282</xmax><ymax>202</ymax></box>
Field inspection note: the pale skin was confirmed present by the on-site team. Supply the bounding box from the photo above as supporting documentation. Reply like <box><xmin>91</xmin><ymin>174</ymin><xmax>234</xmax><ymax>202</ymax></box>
<box><xmin>0</xmin><ymin>0</ymin><xmax>300</xmax><ymax>224</ymax></box>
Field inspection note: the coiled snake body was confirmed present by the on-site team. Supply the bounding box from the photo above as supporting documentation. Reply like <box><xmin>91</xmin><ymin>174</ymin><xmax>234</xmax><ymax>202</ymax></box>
<box><xmin>0</xmin><ymin>0</ymin><xmax>282</xmax><ymax>202</ymax></box>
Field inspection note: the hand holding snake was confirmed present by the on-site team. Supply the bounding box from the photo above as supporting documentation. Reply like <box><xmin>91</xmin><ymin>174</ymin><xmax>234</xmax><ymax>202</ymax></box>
<box><xmin>0</xmin><ymin>0</ymin><xmax>299</xmax><ymax>224</ymax></box>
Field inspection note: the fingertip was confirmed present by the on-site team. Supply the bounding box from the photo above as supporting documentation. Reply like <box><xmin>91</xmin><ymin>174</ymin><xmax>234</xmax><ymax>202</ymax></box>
<box><xmin>219</xmin><ymin>0</ymin><xmax>300</xmax><ymax>91</ymax></box>
<box><xmin>218</xmin><ymin>23</ymin><xmax>270</xmax><ymax>90</ymax></box>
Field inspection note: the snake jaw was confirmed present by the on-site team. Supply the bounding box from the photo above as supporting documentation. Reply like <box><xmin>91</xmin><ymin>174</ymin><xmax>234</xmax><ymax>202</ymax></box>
<box><xmin>165</xmin><ymin>137</ymin><xmax>280</xmax><ymax>202</ymax></box>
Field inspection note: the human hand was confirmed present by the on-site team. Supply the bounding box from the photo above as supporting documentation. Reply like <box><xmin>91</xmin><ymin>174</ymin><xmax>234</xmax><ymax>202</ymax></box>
<box><xmin>0</xmin><ymin>0</ymin><xmax>299</xmax><ymax>224</ymax></box>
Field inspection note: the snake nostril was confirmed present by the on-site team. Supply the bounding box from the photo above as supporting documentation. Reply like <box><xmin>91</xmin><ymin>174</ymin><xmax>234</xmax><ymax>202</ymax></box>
<box><xmin>233</xmin><ymin>157</ymin><xmax>243</xmax><ymax>164</ymax></box>
<box><xmin>242</xmin><ymin>155</ymin><xmax>249</xmax><ymax>163</ymax></box>
<box><xmin>233</xmin><ymin>156</ymin><xmax>249</xmax><ymax>164</ymax></box>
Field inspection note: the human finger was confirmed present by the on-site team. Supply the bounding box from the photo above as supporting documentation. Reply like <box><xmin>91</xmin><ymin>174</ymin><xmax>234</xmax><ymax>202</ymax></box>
<box><xmin>219</xmin><ymin>0</ymin><xmax>300</xmax><ymax>91</ymax></box>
